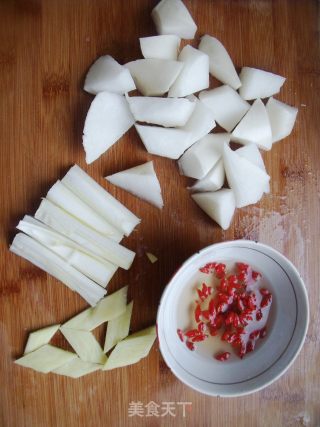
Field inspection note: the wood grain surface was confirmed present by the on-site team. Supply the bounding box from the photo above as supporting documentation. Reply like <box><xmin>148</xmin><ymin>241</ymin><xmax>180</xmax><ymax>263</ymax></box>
<box><xmin>0</xmin><ymin>1</ymin><xmax>319</xmax><ymax>426</ymax></box>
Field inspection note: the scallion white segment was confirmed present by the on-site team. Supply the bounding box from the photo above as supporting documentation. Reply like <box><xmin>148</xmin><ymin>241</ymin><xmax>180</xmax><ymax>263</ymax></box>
<box><xmin>24</xmin><ymin>324</ymin><xmax>60</xmax><ymax>354</ymax></box>
<box><xmin>53</xmin><ymin>357</ymin><xmax>102</xmax><ymax>378</ymax></box>
<box><xmin>35</xmin><ymin>199</ymin><xmax>135</xmax><ymax>269</ymax></box>
<box><xmin>17</xmin><ymin>216</ymin><xmax>117</xmax><ymax>288</ymax></box>
<box><xmin>61</xmin><ymin>165</ymin><xmax>140</xmax><ymax>237</ymax></box>
<box><xmin>104</xmin><ymin>301</ymin><xmax>133</xmax><ymax>353</ymax></box>
<box><xmin>10</xmin><ymin>233</ymin><xmax>106</xmax><ymax>306</ymax></box>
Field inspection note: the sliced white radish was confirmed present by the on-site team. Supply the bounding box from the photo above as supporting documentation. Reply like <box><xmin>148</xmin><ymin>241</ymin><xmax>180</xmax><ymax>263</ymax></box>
<box><xmin>223</xmin><ymin>143</ymin><xmax>270</xmax><ymax>208</ymax></box>
<box><xmin>135</xmin><ymin>124</ymin><xmax>191</xmax><ymax>159</ymax></box>
<box><xmin>231</xmin><ymin>98</ymin><xmax>272</xmax><ymax>150</ymax></box>
<box><xmin>104</xmin><ymin>301</ymin><xmax>133</xmax><ymax>353</ymax></box>
<box><xmin>199</xmin><ymin>85</ymin><xmax>250</xmax><ymax>132</ymax></box>
<box><xmin>266</xmin><ymin>97</ymin><xmax>298</xmax><ymax>143</ymax></box>
<box><xmin>35</xmin><ymin>199</ymin><xmax>135</xmax><ymax>270</ymax></box>
<box><xmin>106</xmin><ymin>161</ymin><xmax>163</xmax><ymax>209</ymax></box>
<box><xmin>127</xmin><ymin>96</ymin><xmax>195</xmax><ymax>127</ymax></box>
<box><xmin>10</xmin><ymin>233</ymin><xmax>106</xmax><ymax>306</ymax></box>
<box><xmin>239</xmin><ymin>67</ymin><xmax>286</xmax><ymax>100</ymax></box>
<box><xmin>15</xmin><ymin>344</ymin><xmax>77</xmax><ymax>373</ymax></box>
<box><xmin>53</xmin><ymin>357</ymin><xmax>102</xmax><ymax>378</ymax></box>
<box><xmin>189</xmin><ymin>159</ymin><xmax>225</xmax><ymax>193</ymax></box>
<box><xmin>236</xmin><ymin>144</ymin><xmax>270</xmax><ymax>193</ymax></box>
<box><xmin>151</xmin><ymin>0</ymin><xmax>197</xmax><ymax>39</ymax></box>
<box><xmin>198</xmin><ymin>35</ymin><xmax>241</xmax><ymax>90</ymax></box>
<box><xmin>178</xmin><ymin>133</ymin><xmax>229</xmax><ymax>179</ymax></box>
<box><xmin>60</xmin><ymin>328</ymin><xmax>107</xmax><ymax>365</ymax></box>
<box><xmin>140</xmin><ymin>35</ymin><xmax>181</xmax><ymax>60</ymax></box>
<box><xmin>168</xmin><ymin>45</ymin><xmax>209</xmax><ymax>97</ymax></box>
<box><xmin>62</xmin><ymin>165</ymin><xmax>140</xmax><ymax>237</ymax></box>
<box><xmin>24</xmin><ymin>325</ymin><xmax>60</xmax><ymax>354</ymax></box>
<box><xmin>192</xmin><ymin>189</ymin><xmax>235</xmax><ymax>230</ymax></box>
<box><xmin>84</xmin><ymin>55</ymin><xmax>136</xmax><ymax>95</ymax></box>
<box><xmin>125</xmin><ymin>59</ymin><xmax>183</xmax><ymax>96</ymax></box>
<box><xmin>83</xmin><ymin>92</ymin><xmax>134</xmax><ymax>164</ymax></box>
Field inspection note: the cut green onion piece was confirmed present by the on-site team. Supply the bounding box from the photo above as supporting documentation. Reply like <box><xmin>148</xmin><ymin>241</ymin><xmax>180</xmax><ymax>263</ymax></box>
<box><xmin>24</xmin><ymin>324</ymin><xmax>60</xmax><ymax>354</ymax></box>
<box><xmin>104</xmin><ymin>301</ymin><xmax>133</xmax><ymax>352</ymax></box>
<box><xmin>61</xmin><ymin>165</ymin><xmax>140</xmax><ymax>237</ymax></box>
<box><xmin>10</xmin><ymin>233</ymin><xmax>106</xmax><ymax>306</ymax></box>
<box><xmin>52</xmin><ymin>357</ymin><xmax>102</xmax><ymax>378</ymax></box>
<box><xmin>35</xmin><ymin>199</ymin><xmax>135</xmax><ymax>269</ymax></box>
<box><xmin>63</xmin><ymin>286</ymin><xmax>128</xmax><ymax>331</ymax></box>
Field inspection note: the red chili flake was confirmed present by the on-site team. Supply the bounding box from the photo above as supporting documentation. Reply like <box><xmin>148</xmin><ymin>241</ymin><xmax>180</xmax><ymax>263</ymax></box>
<box><xmin>185</xmin><ymin>329</ymin><xmax>199</xmax><ymax>338</ymax></box>
<box><xmin>208</xmin><ymin>298</ymin><xmax>216</xmax><ymax>315</ymax></box>
<box><xmin>177</xmin><ymin>329</ymin><xmax>184</xmax><ymax>342</ymax></box>
<box><xmin>201</xmin><ymin>309</ymin><xmax>210</xmax><ymax>321</ymax></box>
<box><xmin>197</xmin><ymin>322</ymin><xmax>206</xmax><ymax>334</ymax></box>
<box><xmin>256</xmin><ymin>309</ymin><xmax>263</xmax><ymax>321</ymax></box>
<box><xmin>197</xmin><ymin>282</ymin><xmax>212</xmax><ymax>301</ymax></box>
<box><xmin>237</xmin><ymin>271</ymin><xmax>247</xmax><ymax>283</ymax></box>
<box><xmin>199</xmin><ymin>262</ymin><xmax>217</xmax><ymax>274</ymax></box>
<box><xmin>194</xmin><ymin>304</ymin><xmax>202</xmax><ymax>323</ymax></box>
<box><xmin>261</xmin><ymin>294</ymin><xmax>272</xmax><ymax>308</ymax></box>
<box><xmin>239</xmin><ymin>313</ymin><xmax>253</xmax><ymax>326</ymax></box>
<box><xmin>246</xmin><ymin>340</ymin><xmax>255</xmax><ymax>353</ymax></box>
<box><xmin>237</xmin><ymin>298</ymin><xmax>245</xmax><ymax>312</ymax></box>
<box><xmin>252</xmin><ymin>271</ymin><xmax>262</xmax><ymax>281</ymax></box>
<box><xmin>246</xmin><ymin>296</ymin><xmax>257</xmax><ymax>311</ymax></box>
<box><xmin>227</xmin><ymin>285</ymin><xmax>237</xmax><ymax>297</ymax></box>
<box><xmin>237</xmin><ymin>327</ymin><xmax>246</xmax><ymax>335</ymax></box>
<box><xmin>221</xmin><ymin>331</ymin><xmax>231</xmax><ymax>342</ymax></box>
<box><xmin>214</xmin><ymin>314</ymin><xmax>225</xmax><ymax>329</ymax></box>
<box><xmin>217</xmin><ymin>278</ymin><xmax>228</xmax><ymax>292</ymax></box>
<box><xmin>208</xmin><ymin>325</ymin><xmax>218</xmax><ymax>336</ymax></box>
<box><xmin>215</xmin><ymin>351</ymin><xmax>230</xmax><ymax>361</ymax></box>
<box><xmin>186</xmin><ymin>341</ymin><xmax>195</xmax><ymax>351</ymax></box>
<box><xmin>249</xmin><ymin>330</ymin><xmax>261</xmax><ymax>340</ymax></box>
<box><xmin>191</xmin><ymin>334</ymin><xmax>207</xmax><ymax>343</ymax></box>
<box><xmin>259</xmin><ymin>288</ymin><xmax>271</xmax><ymax>296</ymax></box>
<box><xmin>232</xmin><ymin>313</ymin><xmax>241</xmax><ymax>328</ymax></box>
<box><xmin>228</xmin><ymin>275</ymin><xmax>239</xmax><ymax>286</ymax></box>
<box><xmin>237</xmin><ymin>262</ymin><xmax>250</xmax><ymax>273</ymax></box>
<box><xmin>217</xmin><ymin>293</ymin><xmax>231</xmax><ymax>304</ymax></box>
<box><xmin>214</xmin><ymin>263</ymin><xmax>226</xmax><ymax>278</ymax></box>
<box><xmin>217</xmin><ymin>302</ymin><xmax>228</xmax><ymax>313</ymax></box>
<box><xmin>225</xmin><ymin>311</ymin><xmax>235</xmax><ymax>326</ymax></box>
<box><xmin>259</xmin><ymin>327</ymin><xmax>267</xmax><ymax>338</ymax></box>
<box><xmin>238</xmin><ymin>344</ymin><xmax>246</xmax><ymax>358</ymax></box>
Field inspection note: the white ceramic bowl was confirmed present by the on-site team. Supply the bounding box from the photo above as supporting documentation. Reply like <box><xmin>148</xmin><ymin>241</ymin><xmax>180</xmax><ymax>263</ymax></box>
<box><xmin>157</xmin><ymin>240</ymin><xmax>309</xmax><ymax>397</ymax></box>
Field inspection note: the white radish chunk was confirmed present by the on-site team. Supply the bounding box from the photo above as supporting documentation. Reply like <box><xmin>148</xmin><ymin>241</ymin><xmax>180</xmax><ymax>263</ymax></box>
<box><xmin>84</xmin><ymin>55</ymin><xmax>136</xmax><ymax>95</ymax></box>
<box><xmin>199</xmin><ymin>85</ymin><xmax>250</xmax><ymax>131</ymax></box>
<box><xmin>106</xmin><ymin>161</ymin><xmax>164</xmax><ymax>209</ymax></box>
<box><xmin>62</xmin><ymin>286</ymin><xmax>128</xmax><ymax>331</ymax></box>
<box><xmin>189</xmin><ymin>159</ymin><xmax>225</xmax><ymax>193</ymax></box>
<box><xmin>83</xmin><ymin>91</ymin><xmax>134</xmax><ymax>164</ymax></box>
<box><xmin>62</xmin><ymin>165</ymin><xmax>140</xmax><ymax>237</ymax></box>
<box><xmin>125</xmin><ymin>59</ymin><xmax>183</xmax><ymax>96</ymax></box>
<box><xmin>53</xmin><ymin>357</ymin><xmax>102</xmax><ymax>378</ymax></box>
<box><xmin>15</xmin><ymin>345</ymin><xmax>77</xmax><ymax>374</ymax></box>
<box><xmin>168</xmin><ymin>45</ymin><xmax>209</xmax><ymax>97</ymax></box>
<box><xmin>60</xmin><ymin>328</ymin><xmax>107</xmax><ymax>365</ymax></box>
<box><xmin>102</xmin><ymin>326</ymin><xmax>156</xmax><ymax>370</ymax></box>
<box><xmin>192</xmin><ymin>189</ymin><xmax>236</xmax><ymax>230</ymax></box>
<box><xmin>127</xmin><ymin>96</ymin><xmax>195</xmax><ymax>127</ymax></box>
<box><xmin>24</xmin><ymin>325</ymin><xmax>60</xmax><ymax>354</ymax></box>
<box><xmin>47</xmin><ymin>181</ymin><xmax>123</xmax><ymax>241</ymax></box>
<box><xmin>135</xmin><ymin>124</ymin><xmax>191</xmax><ymax>159</ymax></box>
<box><xmin>223</xmin><ymin>143</ymin><xmax>270</xmax><ymax>208</ymax></box>
<box><xmin>178</xmin><ymin>133</ymin><xmax>229</xmax><ymax>179</ymax></box>
<box><xmin>181</xmin><ymin>95</ymin><xmax>216</xmax><ymax>145</ymax></box>
<box><xmin>239</xmin><ymin>67</ymin><xmax>286</xmax><ymax>100</ymax></box>
<box><xmin>151</xmin><ymin>0</ymin><xmax>197</xmax><ymax>39</ymax></box>
<box><xmin>140</xmin><ymin>35</ymin><xmax>181</xmax><ymax>60</ymax></box>
<box><xmin>104</xmin><ymin>301</ymin><xmax>133</xmax><ymax>353</ymax></box>
<box><xmin>266</xmin><ymin>97</ymin><xmax>298</xmax><ymax>143</ymax></box>
<box><xmin>231</xmin><ymin>98</ymin><xmax>272</xmax><ymax>150</ymax></box>
<box><xmin>236</xmin><ymin>144</ymin><xmax>270</xmax><ymax>193</ymax></box>
<box><xmin>198</xmin><ymin>35</ymin><xmax>241</xmax><ymax>90</ymax></box>
<box><xmin>10</xmin><ymin>233</ymin><xmax>106</xmax><ymax>307</ymax></box>
<box><xmin>35</xmin><ymin>199</ymin><xmax>135</xmax><ymax>270</ymax></box>
<box><xmin>17</xmin><ymin>217</ymin><xmax>117</xmax><ymax>288</ymax></box>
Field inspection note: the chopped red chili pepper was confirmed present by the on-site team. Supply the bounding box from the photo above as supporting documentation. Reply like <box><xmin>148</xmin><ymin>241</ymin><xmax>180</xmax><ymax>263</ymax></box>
<box><xmin>217</xmin><ymin>278</ymin><xmax>228</xmax><ymax>292</ymax></box>
<box><xmin>252</xmin><ymin>271</ymin><xmax>262</xmax><ymax>281</ymax></box>
<box><xmin>261</xmin><ymin>294</ymin><xmax>272</xmax><ymax>308</ymax></box>
<box><xmin>194</xmin><ymin>304</ymin><xmax>202</xmax><ymax>323</ymax></box>
<box><xmin>186</xmin><ymin>341</ymin><xmax>195</xmax><ymax>351</ymax></box>
<box><xmin>246</xmin><ymin>340</ymin><xmax>255</xmax><ymax>353</ymax></box>
<box><xmin>249</xmin><ymin>330</ymin><xmax>261</xmax><ymax>340</ymax></box>
<box><xmin>191</xmin><ymin>334</ymin><xmax>207</xmax><ymax>342</ymax></box>
<box><xmin>256</xmin><ymin>309</ymin><xmax>263</xmax><ymax>321</ymax></box>
<box><xmin>259</xmin><ymin>288</ymin><xmax>271</xmax><ymax>296</ymax></box>
<box><xmin>237</xmin><ymin>262</ymin><xmax>250</xmax><ymax>273</ymax></box>
<box><xmin>197</xmin><ymin>322</ymin><xmax>206</xmax><ymax>334</ymax></box>
<box><xmin>177</xmin><ymin>329</ymin><xmax>184</xmax><ymax>342</ymax></box>
<box><xmin>185</xmin><ymin>329</ymin><xmax>199</xmax><ymax>338</ymax></box>
<box><xmin>215</xmin><ymin>351</ymin><xmax>230</xmax><ymax>361</ymax></box>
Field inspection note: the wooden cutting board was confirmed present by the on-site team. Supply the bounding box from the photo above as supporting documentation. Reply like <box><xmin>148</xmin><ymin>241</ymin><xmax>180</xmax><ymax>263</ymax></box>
<box><xmin>0</xmin><ymin>1</ymin><xmax>319</xmax><ymax>426</ymax></box>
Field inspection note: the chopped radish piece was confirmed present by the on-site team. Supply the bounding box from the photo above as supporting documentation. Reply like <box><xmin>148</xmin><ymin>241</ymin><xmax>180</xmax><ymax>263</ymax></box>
<box><xmin>135</xmin><ymin>124</ymin><xmax>191</xmax><ymax>159</ymax></box>
<box><xmin>266</xmin><ymin>97</ymin><xmax>298</xmax><ymax>143</ymax></box>
<box><xmin>236</xmin><ymin>144</ymin><xmax>270</xmax><ymax>193</ymax></box>
<box><xmin>60</xmin><ymin>328</ymin><xmax>107</xmax><ymax>364</ymax></box>
<box><xmin>151</xmin><ymin>0</ymin><xmax>197</xmax><ymax>39</ymax></box>
<box><xmin>83</xmin><ymin>92</ymin><xmax>134</xmax><ymax>164</ymax></box>
<box><xmin>146</xmin><ymin>252</ymin><xmax>158</xmax><ymax>263</ymax></box>
<box><xmin>15</xmin><ymin>345</ymin><xmax>77</xmax><ymax>373</ymax></box>
<box><xmin>127</xmin><ymin>96</ymin><xmax>195</xmax><ymax>127</ymax></box>
<box><xmin>198</xmin><ymin>35</ymin><xmax>241</xmax><ymax>90</ymax></box>
<box><xmin>62</xmin><ymin>165</ymin><xmax>140</xmax><ymax>237</ymax></box>
<box><xmin>223</xmin><ymin>144</ymin><xmax>270</xmax><ymax>208</ymax></box>
<box><xmin>106</xmin><ymin>161</ymin><xmax>164</xmax><ymax>209</ymax></box>
<box><xmin>125</xmin><ymin>59</ymin><xmax>183</xmax><ymax>96</ymax></box>
<box><xmin>53</xmin><ymin>358</ymin><xmax>102</xmax><ymax>378</ymax></box>
<box><xmin>231</xmin><ymin>99</ymin><xmax>272</xmax><ymax>150</ymax></box>
<box><xmin>178</xmin><ymin>133</ymin><xmax>229</xmax><ymax>179</ymax></box>
<box><xmin>140</xmin><ymin>35</ymin><xmax>181</xmax><ymax>60</ymax></box>
<box><xmin>192</xmin><ymin>189</ymin><xmax>236</xmax><ymax>230</ymax></box>
<box><xmin>24</xmin><ymin>325</ymin><xmax>60</xmax><ymax>354</ymax></box>
<box><xmin>239</xmin><ymin>67</ymin><xmax>286</xmax><ymax>100</ymax></box>
<box><xmin>84</xmin><ymin>55</ymin><xmax>136</xmax><ymax>95</ymax></box>
<box><xmin>189</xmin><ymin>159</ymin><xmax>225</xmax><ymax>193</ymax></box>
<box><xmin>168</xmin><ymin>45</ymin><xmax>209</xmax><ymax>97</ymax></box>
<box><xmin>199</xmin><ymin>85</ymin><xmax>250</xmax><ymax>132</ymax></box>
<box><xmin>104</xmin><ymin>301</ymin><xmax>133</xmax><ymax>353</ymax></box>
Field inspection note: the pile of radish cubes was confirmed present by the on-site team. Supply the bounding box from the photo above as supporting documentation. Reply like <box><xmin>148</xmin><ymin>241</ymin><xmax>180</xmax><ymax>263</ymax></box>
<box><xmin>82</xmin><ymin>0</ymin><xmax>298</xmax><ymax>230</ymax></box>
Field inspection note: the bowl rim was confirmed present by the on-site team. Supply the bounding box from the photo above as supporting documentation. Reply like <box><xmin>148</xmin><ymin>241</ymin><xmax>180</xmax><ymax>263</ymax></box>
<box><xmin>156</xmin><ymin>240</ymin><xmax>310</xmax><ymax>397</ymax></box>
